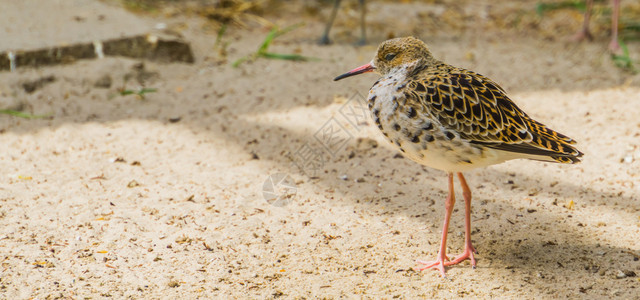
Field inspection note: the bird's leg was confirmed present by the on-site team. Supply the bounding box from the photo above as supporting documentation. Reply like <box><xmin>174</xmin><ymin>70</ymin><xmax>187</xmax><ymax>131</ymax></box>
<box><xmin>320</xmin><ymin>0</ymin><xmax>342</xmax><ymax>45</ymax></box>
<box><xmin>357</xmin><ymin>0</ymin><xmax>367</xmax><ymax>45</ymax></box>
<box><xmin>447</xmin><ymin>173</ymin><xmax>477</xmax><ymax>268</ymax></box>
<box><xmin>571</xmin><ymin>0</ymin><xmax>594</xmax><ymax>41</ymax></box>
<box><xmin>416</xmin><ymin>173</ymin><xmax>455</xmax><ymax>277</ymax></box>
<box><xmin>608</xmin><ymin>0</ymin><xmax>621</xmax><ymax>54</ymax></box>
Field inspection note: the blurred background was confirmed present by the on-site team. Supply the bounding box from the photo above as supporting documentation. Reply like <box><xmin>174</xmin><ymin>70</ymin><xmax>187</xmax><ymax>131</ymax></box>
<box><xmin>0</xmin><ymin>0</ymin><xmax>639</xmax><ymax>299</ymax></box>
<box><xmin>110</xmin><ymin>0</ymin><xmax>640</xmax><ymax>68</ymax></box>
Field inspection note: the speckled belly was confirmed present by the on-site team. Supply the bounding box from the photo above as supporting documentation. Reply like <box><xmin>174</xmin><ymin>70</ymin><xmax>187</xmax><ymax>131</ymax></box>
<box><xmin>367</xmin><ymin>79</ymin><xmax>511</xmax><ymax>172</ymax></box>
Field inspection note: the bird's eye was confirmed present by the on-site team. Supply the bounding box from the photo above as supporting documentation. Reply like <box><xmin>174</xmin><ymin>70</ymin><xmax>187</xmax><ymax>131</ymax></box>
<box><xmin>384</xmin><ymin>53</ymin><xmax>396</xmax><ymax>61</ymax></box>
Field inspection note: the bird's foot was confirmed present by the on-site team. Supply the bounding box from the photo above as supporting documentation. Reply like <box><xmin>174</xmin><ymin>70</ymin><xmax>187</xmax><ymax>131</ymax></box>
<box><xmin>415</xmin><ymin>254</ymin><xmax>450</xmax><ymax>277</ymax></box>
<box><xmin>415</xmin><ymin>245</ymin><xmax>477</xmax><ymax>277</ymax></box>
<box><xmin>448</xmin><ymin>245</ymin><xmax>477</xmax><ymax>268</ymax></box>
<box><xmin>609</xmin><ymin>39</ymin><xmax>622</xmax><ymax>55</ymax></box>
<box><xmin>319</xmin><ymin>35</ymin><xmax>331</xmax><ymax>45</ymax></box>
<box><xmin>569</xmin><ymin>29</ymin><xmax>593</xmax><ymax>42</ymax></box>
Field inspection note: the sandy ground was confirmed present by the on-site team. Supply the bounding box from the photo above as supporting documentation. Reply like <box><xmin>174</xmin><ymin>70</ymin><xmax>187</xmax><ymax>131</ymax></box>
<box><xmin>1</xmin><ymin>0</ymin><xmax>640</xmax><ymax>298</ymax></box>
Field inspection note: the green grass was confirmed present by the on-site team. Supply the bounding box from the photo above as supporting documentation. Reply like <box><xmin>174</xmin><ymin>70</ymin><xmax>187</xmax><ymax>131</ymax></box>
<box><xmin>215</xmin><ymin>23</ymin><xmax>228</xmax><ymax>49</ymax></box>
<box><xmin>117</xmin><ymin>0</ymin><xmax>169</xmax><ymax>13</ymax></box>
<box><xmin>214</xmin><ymin>23</ymin><xmax>230</xmax><ymax>59</ymax></box>
<box><xmin>232</xmin><ymin>23</ymin><xmax>319</xmax><ymax>67</ymax></box>
<box><xmin>611</xmin><ymin>40</ymin><xmax>638</xmax><ymax>73</ymax></box>
<box><xmin>0</xmin><ymin>109</ymin><xmax>50</xmax><ymax>119</ymax></box>
<box><xmin>535</xmin><ymin>0</ymin><xmax>588</xmax><ymax>16</ymax></box>
<box><xmin>119</xmin><ymin>87</ymin><xmax>157</xmax><ymax>99</ymax></box>
<box><xmin>620</xmin><ymin>20</ymin><xmax>640</xmax><ymax>41</ymax></box>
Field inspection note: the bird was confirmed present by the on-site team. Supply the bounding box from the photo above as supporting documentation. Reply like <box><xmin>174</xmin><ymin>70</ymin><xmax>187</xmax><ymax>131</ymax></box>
<box><xmin>334</xmin><ymin>36</ymin><xmax>583</xmax><ymax>277</ymax></box>
<box><xmin>572</xmin><ymin>0</ymin><xmax>621</xmax><ymax>53</ymax></box>
<box><xmin>320</xmin><ymin>0</ymin><xmax>367</xmax><ymax>45</ymax></box>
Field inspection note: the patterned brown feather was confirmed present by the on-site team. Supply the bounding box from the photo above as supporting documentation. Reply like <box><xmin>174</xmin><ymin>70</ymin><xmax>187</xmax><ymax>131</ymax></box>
<box><xmin>403</xmin><ymin>63</ymin><xmax>583</xmax><ymax>163</ymax></box>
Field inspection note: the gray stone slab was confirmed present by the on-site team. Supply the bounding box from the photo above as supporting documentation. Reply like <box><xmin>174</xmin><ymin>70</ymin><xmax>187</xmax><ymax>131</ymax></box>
<box><xmin>0</xmin><ymin>0</ymin><xmax>152</xmax><ymax>51</ymax></box>
<box><xmin>0</xmin><ymin>0</ymin><xmax>194</xmax><ymax>70</ymax></box>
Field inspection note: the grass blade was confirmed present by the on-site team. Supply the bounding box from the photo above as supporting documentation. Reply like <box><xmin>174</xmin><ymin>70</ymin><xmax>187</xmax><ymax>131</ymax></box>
<box><xmin>262</xmin><ymin>52</ymin><xmax>319</xmax><ymax>61</ymax></box>
<box><xmin>215</xmin><ymin>23</ymin><xmax>228</xmax><ymax>48</ymax></box>
<box><xmin>536</xmin><ymin>1</ymin><xmax>586</xmax><ymax>16</ymax></box>
<box><xmin>232</xmin><ymin>56</ymin><xmax>250</xmax><ymax>67</ymax></box>
<box><xmin>120</xmin><ymin>88</ymin><xmax>157</xmax><ymax>99</ymax></box>
<box><xmin>611</xmin><ymin>40</ymin><xmax>638</xmax><ymax>73</ymax></box>
<box><xmin>271</xmin><ymin>23</ymin><xmax>305</xmax><ymax>40</ymax></box>
<box><xmin>234</xmin><ymin>22</ymin><xmax>316</xmax><ymax>67</ymax></box>
<box><xmin>257</xmin><ymin>28</ymin><xmax>279</xmax><ymax>54</ymax></box>
<box><xmin>0</xmin><ymin>109</ymin><xmax>50</xmax><ymax>119</ymax></box>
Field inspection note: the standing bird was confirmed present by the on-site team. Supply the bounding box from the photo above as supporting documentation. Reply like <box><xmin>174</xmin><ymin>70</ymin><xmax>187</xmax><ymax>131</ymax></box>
<box><xmin>320</xmin><ymin>0</ymin><xmax>367</xmax><ymax>45</ymax></box>
<box><xmin>334</xmin><ymin>37</ymin><xmax>583</xmax><ymax>277</ymax></box>
<box><xmin>572</xmin><ymin>0</ymin><xmax>621</xmax><ymax>53</ymax></box>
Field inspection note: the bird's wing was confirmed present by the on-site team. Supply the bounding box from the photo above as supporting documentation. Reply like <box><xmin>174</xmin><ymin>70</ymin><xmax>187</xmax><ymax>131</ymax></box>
<box><xmin>407</xmin><ymin>67</ymin><xmax>583</xmax><ymax>163</ymax></box>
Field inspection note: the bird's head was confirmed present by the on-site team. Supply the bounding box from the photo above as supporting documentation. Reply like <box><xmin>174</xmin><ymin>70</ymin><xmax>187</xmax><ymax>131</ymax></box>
<box><xmin>334</xmin><ymin>36</ymin><xmax>437</xmax><ymax>81</ymax></box>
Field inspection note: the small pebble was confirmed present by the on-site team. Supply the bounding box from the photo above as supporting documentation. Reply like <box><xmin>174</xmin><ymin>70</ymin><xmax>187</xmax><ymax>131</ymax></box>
<box><xmin>94</xmin><ymin>74</ymin><xmax>112</xmax><ymax>88</ymax></box>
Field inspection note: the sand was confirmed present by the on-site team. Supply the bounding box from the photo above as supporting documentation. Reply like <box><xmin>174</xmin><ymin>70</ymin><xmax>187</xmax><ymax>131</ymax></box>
<box><xmin>1</xmin><ymin>0</ymin><xmax>639</xmax><ymax>298</ymax></box>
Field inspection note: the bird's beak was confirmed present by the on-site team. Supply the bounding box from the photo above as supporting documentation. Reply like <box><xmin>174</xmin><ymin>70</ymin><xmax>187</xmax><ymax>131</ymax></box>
<box><xmin>333</xmin><ymin>63</ymin><xmax>375</xmax><ymax>81</ymax></box>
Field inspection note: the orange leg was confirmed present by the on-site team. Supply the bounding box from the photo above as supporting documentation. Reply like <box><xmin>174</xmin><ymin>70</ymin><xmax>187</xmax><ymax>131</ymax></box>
<box><xmin>448</xmin><ymin>173</ymin><xmax>477</xmax><ymax>267</ymax></box>
<box><xmin>416</xmin><ymin>173</ymin><xmax>478</xmax><ymax>277</ymax></box>
<box><xmin>416</xmin><ymin>173</ymin><xmax>455</xmax><ymax>277</ymax></box>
